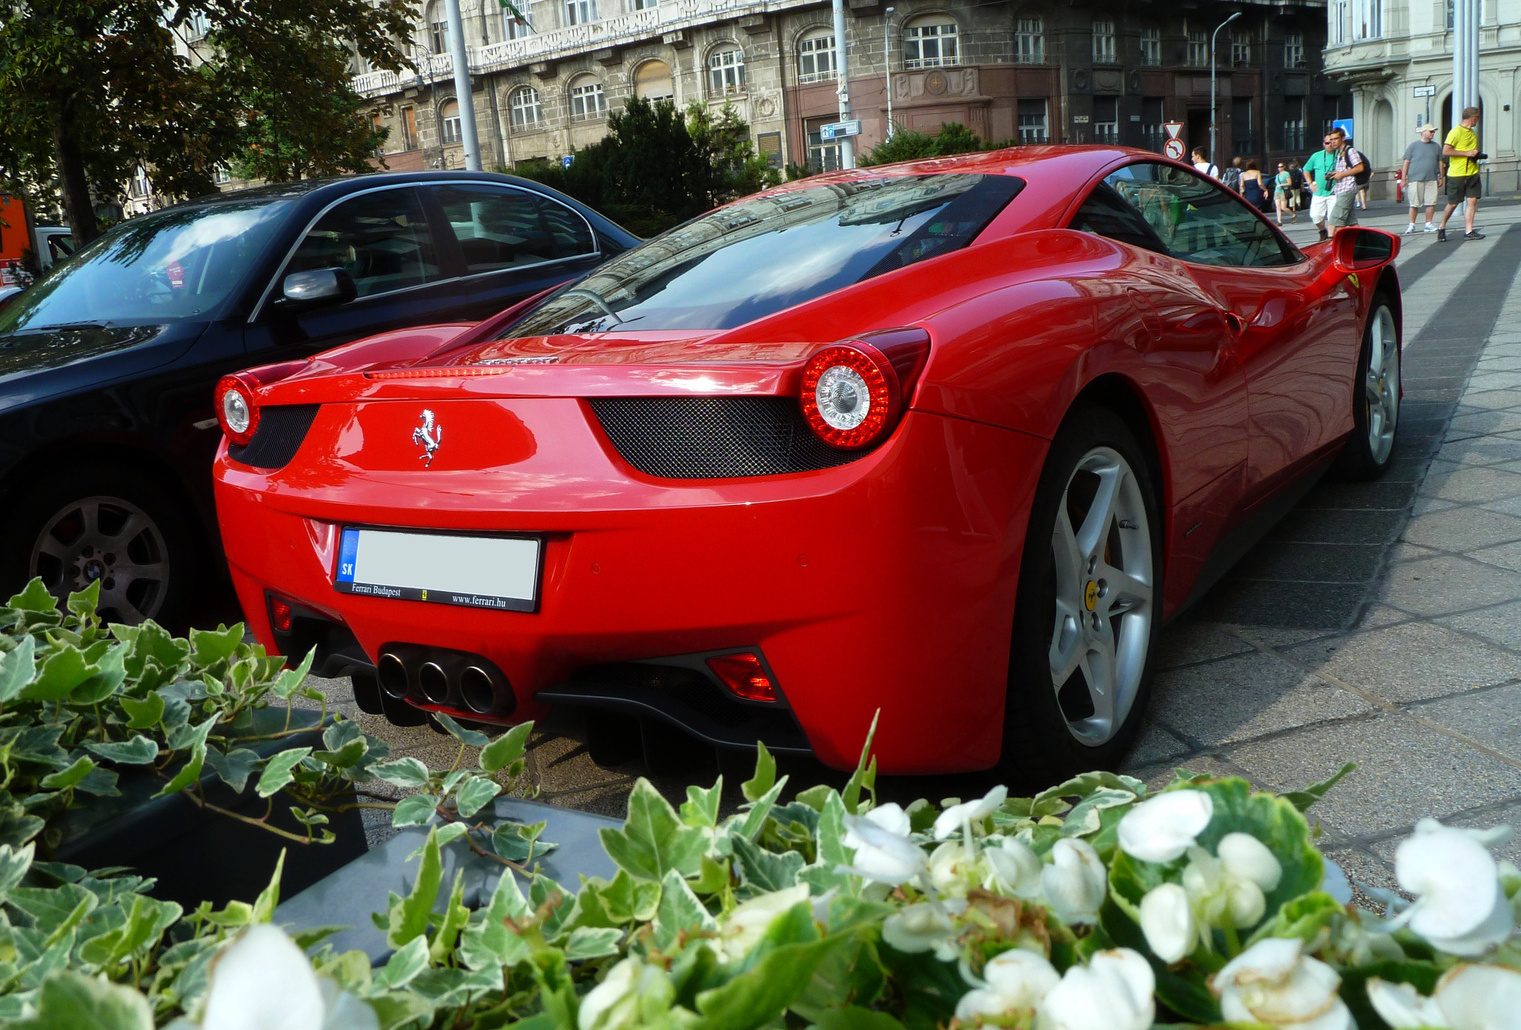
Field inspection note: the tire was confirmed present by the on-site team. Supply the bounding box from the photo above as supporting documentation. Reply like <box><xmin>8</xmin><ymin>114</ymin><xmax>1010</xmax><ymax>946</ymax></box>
<box><xmin>1001</xmin><ymin>406</ymin><xmax>1163</xmax><ymax>783</ymax></box>
<box><xmin>1333</xmin><ymin>293</ymin><xmax>1401</xmax><ymax>481</ymax></box>
<box><xmin>350</xmin><ymin>671</ymin><xmax>385</xmax><ymax>716</ymax></box>
<box><xmin>1</xmin><ymin>462</ymin><xmax>198</xmax><ymax>628</ymax></box>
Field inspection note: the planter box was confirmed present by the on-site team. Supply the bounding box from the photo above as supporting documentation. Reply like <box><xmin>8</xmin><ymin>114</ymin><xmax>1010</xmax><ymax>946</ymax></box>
<box><xmin>53</xmin><ymin>708</ymin><xmax>367</xmax><ymax>910</ymax></box>
<box><xmin>275</xmin><ymin>798</ymin><xmax>619</xmax><ymax>963</ymax></box>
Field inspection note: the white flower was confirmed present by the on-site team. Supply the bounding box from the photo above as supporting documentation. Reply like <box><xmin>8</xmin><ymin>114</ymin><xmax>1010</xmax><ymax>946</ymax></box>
<box><xmin>201</xmin><ymin>925</ymin><xmax>378</xmax><ymax>1030</ymax></box>
<box><xmin>1041</xmin><ymin>838</ymin><xmax>1107</xmax><ymax>924</ymax></box>
<box><xmin>1218</xmin><ymin>832</ymin><xmax>1283</xmax><ymax>892</ymax></box>
<box><xmin>1212</xmin><ymin>937</ymin><xmax>1353</xmax><ymax>1030</ymax></box>
<box><xmin>1139</xmin><ymin>883</ymin><xmax>1197</xmax><ymax>963</ymax></box>
<box><xmin>1117</xmin><ymin>791</ymin><xmax>1214</xmax><ymax>864</ymax></box>
<box><xmin>842</xmin><ymin>804</ymin><xmax>926</xmax><ymax>887</ymax></box>
<box><xmin>1396</xmin><ymin>820</ymin><xmax>1514</xmax><ymax>956</ymax></box>
<box><xmin>1035</xmin><ymin>948</ymin><xmax>1155</xmax><ymax>1030</ymax></box>
<box><xmin>985</xmin><ymin>836</ymin><xmax>1043</xmax><ymax>898</ymax></box>
<box><xmin>927</xmin><ymin>841</ymin><xmax>982</xmax><ymax>897</ymax></box>
<box><xmin>1366</xmin><ymin>978</ymin><xmax>1449</xmax><ymax>1029</ymax></box>
<box><xmin>933</xmin><ymin>785</ymin><xmax>1008</xmax><ymax>840</ymax></box>
<box><xmin>1183</xmin><ymin>846</ymin><xmax>1266</xmax><ymax>930</ymax></box>
<box><xmin>577</xmin><ymin>955</ymin><xmax>675</xmax><ymax>1030</ymax></box>
<box><xmin>955</xmin><ymin>948</ymin><xmax>1061</xmax><ymax>1021</ymax></box>
<box><xmin>1370</xmin><ymin>963</ymin><xmax>1521</xmax><ymax>1030</ymax></box>
<box><xmin>719</xmin><ymin>885</ymin><xmax>810</xmax><ymax>962</ymax></box>
<box><xmin>882</xmin><ymin>899</ymin><xmax>965</xmax><ymax>960</ymax></box>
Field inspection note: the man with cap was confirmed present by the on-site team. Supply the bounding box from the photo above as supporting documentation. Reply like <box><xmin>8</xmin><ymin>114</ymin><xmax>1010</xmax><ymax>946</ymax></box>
<box><xmin>1401</xmin><ymin>123</ymin><xmax>1444</xmax><ymax>234</ymax></box>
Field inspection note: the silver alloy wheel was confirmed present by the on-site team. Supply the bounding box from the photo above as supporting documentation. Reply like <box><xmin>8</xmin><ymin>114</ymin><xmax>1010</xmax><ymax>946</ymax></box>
<box><xmin>1048</xmin><ymin>446</ymin><xmax>1154</xmax><ymax>746</ymax></box>
<box><xmin>29</xmin><ymin>495</ymin><xmax>170</xmax><ymax>623</ymax></box>
<box><xmin>1365</xmin><ymin>304</ymin><xmax>1400</xmax><ymax>465</ymax></box>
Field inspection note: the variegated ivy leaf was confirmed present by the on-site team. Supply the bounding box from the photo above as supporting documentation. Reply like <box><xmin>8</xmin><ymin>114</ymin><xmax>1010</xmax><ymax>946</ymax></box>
<box><xmin>654</xmin><ymin>869</ymin><xmax>717</xmax><ymax>953</ymax></box>
<box><xmin>371</xmin><ymin>935</ymin><xmax>430</xmax><ymax>992</ymax></box>
<box><xmin>254</xmin><ymin>747</ymin><xmax>311</xmax><ymax>798</ymax></box>
<box><xmin>563</xmin><ymin>926</ymin><xmax>623</xmax><ymax>960</ymax></box>
<box><xmin>393</xmin><ymin>794</ymin><xmax>440</xmax><ymax>828</ymax></box>
<box><xmin>682</xmin><ymin>780</ymin><xmax>723</xmax><ymax>829</ymax></box>
<box><xmin>742</xmin><ymin>743</ymin><xmax>776</xmax><ymax>803</ymax></box>
<box><xmin>479</xmin><ymin>721</ymin><xmax>533</xmax><ymax>773</ymax></box>
<box><xmin>730</xmin><ymin>834</ymin><xmax>806</xmax><ymax>896</ymax></box>
<box><xmin>0</xmin><ymin>634</ymin><xmax>36</xmax><ymax>703</ymax></box>
<box><xmin>85</xmin><ymin>735</ymin><xmax>159</xmax><ymax>767</ymax></box>
<box><xmin>369</xmin><ymin>757</ymin><xmax>432</xmax><ymax>789</ymax></box>
<box><xmin>452</xmin><ymin>775</ymin><xmax>502</xmax><ymax>820</ymax></box>
<box><xmin>204</xmin><ymin>747</ymin><xmax>260</xmax><ymax>793</ymax></box>
<box><xmin>599</xmin><ymin>779</ymin><xmax>707</xmax><ymax>883</ymax></box>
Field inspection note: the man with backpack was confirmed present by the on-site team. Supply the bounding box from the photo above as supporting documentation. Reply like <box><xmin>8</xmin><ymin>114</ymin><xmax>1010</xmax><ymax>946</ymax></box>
<box><xmin>1311</xmin><ymin>127</ymin><xmax>1367</xmax><ymax>237</ymax></box>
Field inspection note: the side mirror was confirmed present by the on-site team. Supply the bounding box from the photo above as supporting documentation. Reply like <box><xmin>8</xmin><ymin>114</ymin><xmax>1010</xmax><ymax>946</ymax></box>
<box><xmin>1332</xmin><ymin>227</ymin><xmax>1399</xmax><ymax>271</ymax></box>
<box><xmin>279</xmin><ymin>267</ymin><xmax>357</xmax><ymax>307</ymax></box>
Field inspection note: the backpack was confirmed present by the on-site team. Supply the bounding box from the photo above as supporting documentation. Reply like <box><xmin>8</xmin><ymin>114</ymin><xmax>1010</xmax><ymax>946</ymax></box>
<box><xmin>1347</xmin><ymin>146</ymin><xmax>1373</xmax><ymax>187</ymax></box>
<box><xmin>1221</xmin><ymin>166</ymin><xmax>1242</xmax><ymax>191</ymax></box>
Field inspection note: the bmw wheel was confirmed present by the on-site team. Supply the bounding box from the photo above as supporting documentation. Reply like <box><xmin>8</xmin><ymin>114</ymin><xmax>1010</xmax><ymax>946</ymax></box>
<box><xmin>1333</xmin><ymin>294</ymin><xmax>1400</xmax><ymax>481</ymax></box>
<box><xmin>1003</xmin><ymin>407</ymin><xmax>1162</xmax><ymax>782</ymax></box>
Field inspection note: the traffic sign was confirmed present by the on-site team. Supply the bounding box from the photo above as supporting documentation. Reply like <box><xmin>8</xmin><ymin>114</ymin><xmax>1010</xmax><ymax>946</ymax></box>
<box><xmin>1413</xmin><ymin>85</ymin><xmax>1437</xmax><ymax>97</ymax></box>
<box><xmin>819</xmin><ymin>120</ymin><xmax>862</xmax><ymax>141</ymax></box>
<box><xmin>1163</xmin><ymin>138</ymin><xmax>1187</xmax><ymax>161</ymax></box>
<box><xmin>1164</xmin><ymin>121</ymin><xmax>1184</xmax><ymax>140</ymax></box>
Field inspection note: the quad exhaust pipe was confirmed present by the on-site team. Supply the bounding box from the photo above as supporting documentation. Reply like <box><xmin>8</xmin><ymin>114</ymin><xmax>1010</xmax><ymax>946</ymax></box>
<box><xmin>376</xmin><ymin>644</ymin><xmax>516</xmax><ymax>716</ymax></box>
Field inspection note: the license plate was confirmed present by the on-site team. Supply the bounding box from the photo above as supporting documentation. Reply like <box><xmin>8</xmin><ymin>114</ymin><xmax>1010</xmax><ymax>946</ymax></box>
<box><xmin>333</xmin><ymin>527</ymin><xmax>541</xmax><ymax>612</ymax></box>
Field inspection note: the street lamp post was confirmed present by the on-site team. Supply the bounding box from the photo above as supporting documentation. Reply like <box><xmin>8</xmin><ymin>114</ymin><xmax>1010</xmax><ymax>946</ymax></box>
<box><xmin>884</xmin><ymin>8</ymin><xmax>895</xmax><ymax>138</ymax></box>
<box><xmin>444</xmin><ymin>0</ymin><xmax>482</xmax><ymax>171</ymax></box>
<box><xmin>832</xmin><ymin>0</ymin><xmax>855</xmax><ymax>168</ymax></box>
<box><xmin>1210</xmin><ymin>11</ymin><xmax>1241</xmax><ymax>167</ymax></box>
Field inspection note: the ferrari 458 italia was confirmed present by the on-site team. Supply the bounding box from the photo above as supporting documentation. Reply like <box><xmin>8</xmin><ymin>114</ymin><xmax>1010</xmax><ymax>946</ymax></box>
<box><xmin>211</xmin><ymin>147</ymin><xmax>1401</xmax><ymax>778</ymax></box>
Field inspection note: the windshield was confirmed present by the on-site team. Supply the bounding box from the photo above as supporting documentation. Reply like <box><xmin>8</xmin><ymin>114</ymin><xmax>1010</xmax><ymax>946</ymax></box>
<box><xmin>0</xmin><ymin>197</ymin><xmax>296</xmax><ymax>333</ymax></box>
<box><xmin>502</xmin><ymin>172</ymin><xmax>1023</xmax><ymax>336</ymax></box>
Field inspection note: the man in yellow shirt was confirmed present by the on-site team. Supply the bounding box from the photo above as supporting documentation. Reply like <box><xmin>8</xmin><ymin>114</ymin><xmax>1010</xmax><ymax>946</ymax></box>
<box><xmin>1438</xmin><ymin>107</ymin><xmax>1485</xmax><ymax>242</ymax></box>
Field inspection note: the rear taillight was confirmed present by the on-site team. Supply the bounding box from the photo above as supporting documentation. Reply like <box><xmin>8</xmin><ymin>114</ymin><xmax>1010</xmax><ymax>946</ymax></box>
<box><xmin>707</xmin><ymin>652</ymin><xmax>777</xmax><ymax>702</ymax></box>
<box><xmin>215</xmin><ymin>373</ymin><xmax>261</xmax><ymax>447</ymax></box>
<box><xmin>799</xmin><ymin>328</ymin><xmax>931</xmax><ymax>450</ymax></box>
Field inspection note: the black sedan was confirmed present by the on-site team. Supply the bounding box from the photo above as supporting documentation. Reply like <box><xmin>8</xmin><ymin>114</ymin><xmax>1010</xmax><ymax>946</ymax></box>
<box><xmin>0</xmin><ymin>172</ymin><xmax>638</xmax><ymax>625</ymax></box>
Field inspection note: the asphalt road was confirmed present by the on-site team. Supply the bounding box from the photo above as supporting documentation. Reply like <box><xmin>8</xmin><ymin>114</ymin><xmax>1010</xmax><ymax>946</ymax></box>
<box><xmin>302</xmin><ymin>195</ymin><xmax>1521</xmax><ymax>890</ymax></box>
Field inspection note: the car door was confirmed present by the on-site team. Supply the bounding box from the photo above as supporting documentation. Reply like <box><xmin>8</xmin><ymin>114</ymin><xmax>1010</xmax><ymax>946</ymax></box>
<box><xmin>420</xmin><ymin>182</ymin><xmax>606</xmax><ymax>322</ymax></box>
<box><xmin>1106</xmin><ymin>162</ymin><xmax>1355</xmax><ymax>497</ymax></box>
<box><xmin>244</xmin><ymin>185</ymin><xmax>460</xmax><ymax>357</ymax></box>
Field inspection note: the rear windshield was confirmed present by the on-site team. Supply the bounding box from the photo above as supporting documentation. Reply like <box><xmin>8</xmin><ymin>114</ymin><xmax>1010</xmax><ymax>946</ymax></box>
<box><xmin>501</xmin><ymin>172</ymin><xmax>1023</xmax><ymax>336</ymax></box>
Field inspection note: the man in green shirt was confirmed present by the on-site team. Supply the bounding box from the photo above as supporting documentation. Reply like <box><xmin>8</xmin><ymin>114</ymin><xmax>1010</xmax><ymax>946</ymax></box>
<box><xmin>1438</xmin><ymin>107</ymin><xmax>1485</xmax><ymax>242</ymax></box>
<box><xmin>1302</xmin><ymin>135</ymin><xmax>1341</xmax><ymax>242</ymax></box>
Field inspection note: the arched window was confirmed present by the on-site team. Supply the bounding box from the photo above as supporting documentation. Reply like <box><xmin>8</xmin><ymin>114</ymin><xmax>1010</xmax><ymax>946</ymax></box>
<box><xmin>1014</xmin><ymin>16</ymin><xmax>1043</xmax><ymax>63</ymax></box>
<box><xmin>707</xmin><ymin>45</ymin><xmax>746</xmax><ymax>95</ymax></box>
<box><xmin>798</xmin><ymin>28</ymin><xmax>836</xmax><ymax>84</ymax></box>
<box><xmin>634</xmin><ymin>59</ymin><xmax>674</xmax><ymax>101</ymax></box>
<box><xmin>904</xmin><ymin>14</ymin><xmax>958</xmax><ymax>69</ymax></box>
<box><xmin>503</xmin><ymin>0</ymin><xmax>532</xmax><ymax>39</ymax></box>
<box><xmin>509</xmin><ymin>85</ymin><xmax>543</xmax><ymax>128</ymax></box>
<box><xmin>569</xmin><ymin>75</ymin><xmax>607</xmax><ymax>120</ymax></box>
<box><xmin>427</xmin><ymin>2</ymin><xmax>448</xmax><ymax>53</ymax></box>
<box><xmin>439</xmin><ymin>99</ymin><xmax>462</xmax><ymax>144</ymax></box>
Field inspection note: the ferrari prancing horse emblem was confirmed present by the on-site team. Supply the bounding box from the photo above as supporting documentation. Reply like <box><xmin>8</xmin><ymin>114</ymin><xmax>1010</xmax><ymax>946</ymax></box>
<box><xmin>413</xmin><ymin>409</ymin><xmax>442</xmax><ymax>466</ymax></box>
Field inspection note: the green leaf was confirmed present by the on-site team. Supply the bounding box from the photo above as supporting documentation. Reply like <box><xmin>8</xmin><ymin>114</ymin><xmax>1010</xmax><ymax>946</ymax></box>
<box><xmin>20</xmin><ymin>647</ymin><xmax>98</xmax><ymax>702</ymax></box>
<box><xmin>459</xmin><ymin>872</ymin><xmax>533</xmax><ymax>971</ymax></box>
<box><xmin>118</xmin><ymin>693</ymin><xmax>163</xmax><ymax>730</ymax></box>
<box><xmin>491</xmin><ymin>820</ymin><xmax>551</xmax><ymax>863</ymax></box>
<box><xmin>0</xmin><ymin>635</ymin><xmax>36</xmax><ymax>702</ymax></box>
<box><xmin>731</xmin><ymin>834</ymin><xmax>806</xmax><ymax>895</ymax></box>
<box><xmin>592</xmin><ymin>870</ymin><xmax>662</xmax><ymax>924</ymax></box>
<box><xmin>75</xmin><ymin>767</ymin><xmax>120</xmax><ymax>797</ymax></box>
<box><xmin>84</xmin><ymin>736</ymin><xmax>158</xmax><ymax>766</ymax></box>
<box><xmin>65</xmin><ymin>581</ymin><xmax>101</xmax><ymax>623</ymax></box>
<box><xmin>451</xmin><ymin>775</ymin><xmax>501</xmax><ymax>819</ymax></box>
<box><xmin>735</xmin><ymin>778</ymin><xmax>788</xmax><ymax>843</ymax></box>
<box><xmin>431</xmin><ymin>711</ymin><xmax>490</xmax><ymax>746</ymax></box>
<box><xmin>369</xmin><ymin>757</ymin><xmax>432</xmax><ymax>788</ymax></box>
<box><xmin>1282</xmin><ymin>762</ymin><xmax>1357</xmax><ymax>813</ymax></box>
<box><xmin>77</xmin><ymin>894</ymin><xmax>182</xmax><ymax>968</ymax></box>
<box><xmin>811</xmin><ymin>1006</ymin><xmax>907</xmax><ymax>1030</ymax></box>
<box><xmin>430</xmin><ymin>871</ymin><xmax>471</xmax><ymax>964</ymax></box>
<box><xmin>205</xmin><ymin>747</ymin><xmax>260</xmax><ymax>793</ymax></box>
<box><xmin>742</xmin><ymin>742</ymin><xmax>775</xmax><ymax>803</ymax></box>
<box><xmin>410</xmin><ymin>823</ymin><xmax>469</xmax><ymax>857</ymax></box>
<box><xmin>8</xmin><ymin>579</ymin><xmax>57</xmax><ymax>613</ymax></box>
<box><xmin>682</xmin><ymin>779</ymin><xmax>723</xmax><ymax>829</ymax></box>
<box><xmin>255</xmin><ymin>747</ymin><xmax>311</xmax><ymax>798</ymax></box>
<box><xmin>153</xmin><ymin>745</ymin><xmax>205</xmax><ymax>798</ymax></box>
<box><xmin>372</xmin><ymin>935</ymin><xmax>430</xmax><ymax>991</ymax></box>
<box><xmin>69</xmin><ymin>643</ymin><xmax>128</xmax><ymax>704</ymax></box>
<box><xmin>563</xmin><ymin>926</ymin><xmax>622</xmax><ymax>960</ymax></box>
<box><xmin>599</xmin><ymin>778</ymin><xmax>708</xmax><ymax>882</ymax></box>
<box><xmin>654</xmin><ymin>868</ymin><xmax>716</xmax><ymax>952</ymax></box>
<box><xmin>270</xmin><ymin>649</ymin><xmax>315</xmax><ymax>700</ymax></box>
<box><xmin>165</xmin><ymin>712</ymin><xmax>218</xmax><ymax>753</ymax></box>
<box><xmin>393</xmin><ymin>795</ymin><xmax>440</xmax><ymax>827</ymax></box>
<box><xmin>695</xmin><ymin>935</ymin><xmax>841</xmax><ymax>1030</ymax></box>
<box><xmin>7</xmin><ymin>969</ymin><xmax>153</xmax><ymax>1030</ymax></box>
<box><xmin>188</xmin><ymin>623</ymin><xmax>243</xmax><ymax>668</ymax></box>
<box><xmin>841</xmin><ymin>711</ymin><xmax>879</xmax><ymax>815</ymax></box>
<box><xmin>479</xmin><ymin>722</ymin><xmax>533</xmax><ymax>772</ymax></box>
<box><xmin>1247</xmin><ymin>890</ymin><xmax>1345</xmax><ymax>948</ymax></box>
<box><xmin>40</xmin><ymin>755</ymin><xmax>96</xmax><ymax>791</ymax></box>
<box><xmin>0</xmin><ymin>842</ymin><xmax>36</xmax><ymax>900</ymax></box>
<box><xmin>388</xmin><ymin>827</ymin><xmax>445</xmax><ymax>948</ymax></box>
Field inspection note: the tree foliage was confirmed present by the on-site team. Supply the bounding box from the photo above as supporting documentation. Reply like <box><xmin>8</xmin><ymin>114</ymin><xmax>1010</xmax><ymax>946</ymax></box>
<box><xmin>0</xmin><ymin>0</ymin><xmax>413</xmax><ymax>243</ymax></box>
<box><xmin>860</xmin><ymin>121</ymin><xmax>1000</xmax><ymax>167</ymax></box>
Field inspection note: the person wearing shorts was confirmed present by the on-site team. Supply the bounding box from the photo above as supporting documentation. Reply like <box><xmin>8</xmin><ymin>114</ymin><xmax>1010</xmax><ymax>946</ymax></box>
<box><xmin>1302</xmin><ymin>134</ymin><xmax>1342</xmax><ymax>241</ymax></box>
<box><xmin>1439</xmin><ymin>107</ymin><xmax>1485</xmax><ymax>241</ymax></box>
<box><xmin>1401</xmin><ymin>124</ymin><xmax>1443</xmax><ymax>233</ymax></box>
<box><xmin>1320</xmin><ymin>128</ymin><xmax>1365</xmax><ymax>233</ymax></box>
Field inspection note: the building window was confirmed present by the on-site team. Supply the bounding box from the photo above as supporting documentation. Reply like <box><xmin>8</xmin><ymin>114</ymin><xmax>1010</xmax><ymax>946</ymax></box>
<box><xmin>634</xmin><ymin>59</ymin><xmax>674</xmax><ymax>100</ymax></box>
<box><xmin>707</xmin><ymin>46</ymin><xmax>746</xmax><ymax>95</ymax></box>
<box><xmin>1231</xmin><ymin>30</ymin><xmax>1252</xmax><ymax>65</ymax></box>
<box><xmin>633</xmin><ymin>0</ymin><xmax>657</xmax><ymax>8</ymax></box>
<box><xmin>807</xmin><ymin>121</ymin><xmax>843</xmax><ymax>172</ymax></box>
<box><xmin>904</xmin><ymin>15</ymin><xmax>958</xmax><ymax>69</ymax></box>
<box><xmin>1284</xmin><ymin>32</ymin><xmax>1304</xmax><ymax>67</ymax></box>
<box><xmin>187</xmin><ymin>10</ymin><xmax>210</xmax><ymax>37</ymax></box>
<box><xmin>1093</xmin><ymin>97</ymin><xmax>1118</xmax><ymax>144</ymax></box>
<box><xmin>1141</xmin><ymin>96</ymin><xmax>1165</xmax><ymax>152</ymax></box>
<box><xmin>1232</xmin><ymin>97</ymin><xmax>1254</xmax><ymax>154</ymax></box>
<box><xmin>564</xmin><ymin>0</ymin><xmax>595</xmax><ymax>25</ymax></box>
<box><xmin>1014</xmin><ymin>17</ymin><xmax>1044</xmax><ymax>63</ymax></box>
<box><xmin>440</xmin><ymin>100</ymin><xmax>462</xmax><ymax>144</ymax></box>
<box><xmin>798</xmin><ymin>29</ymin><xmax>836</xmax><ymax>83</ymax></box>
<box><xmin>1445</xmin><ymin>0</ymin><xmax>1453</xmax><ymax>28</ymax></box>
<box><xmin>503</xmin><ymin>3</ymin><xmax>533</xmax><ymax>39</ymax></box>
<box><xmin>1351</xmin><ymin>0</ymin><xmax>1381</xmax><ymax>39</ymax></box>
<box><xmin>569</xmin><ymin>77</ymin><xmax>606</xmax><ymax>120</ymax></box>
<box><xmin>1140</xmin><ymin>27</ymin><xmax>1161</xmax><ymax>66</ymax></box>
<box><xmin>1282</xmin><ymin>98</ymin><xmax>1305</xmax><ymax>150</ymax></box>
<box><xmin>1092</xmin><ymin>19</ymin><xmax>1116</xmax><ymax>63</ymax></box>
<box><xmin>213</xmin><ymin>165</ymin><xmax>231</xmax><ymax>184</ymax></box>
<box><xmin>1017</xmin><ymin>98</ymin><xmax>1048</xmax><ymax>143</ymax></box>
<box><xmin>401</xmin><ymin>105</ymin><xmax>418</xmax><ymax>149</ymax></box>
<box><xmin>1187</xmin><ymin>29</ymin><xmax>1208</xmax><ymax>66</ymax></box>
<box><xmin>429</xmin><ymin>9</ymin><xmax>448</xmax><ymax>54</ymax></box>
<box><xmin>509</xmin><ymin>85</ymin><xmax>542</xmax><ymax>128</ymax></box>
<box><xmin>1331</xmin><ymin>0</ymin><xmax>1349</xmax><ymax>42</ymax></box>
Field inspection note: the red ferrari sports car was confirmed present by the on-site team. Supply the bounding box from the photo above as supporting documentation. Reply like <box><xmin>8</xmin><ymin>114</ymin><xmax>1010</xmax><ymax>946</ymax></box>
<box><xmin>211</xmin><ymin>147</ymin><xmax>1401</xmax><ymax>778</ymax></box>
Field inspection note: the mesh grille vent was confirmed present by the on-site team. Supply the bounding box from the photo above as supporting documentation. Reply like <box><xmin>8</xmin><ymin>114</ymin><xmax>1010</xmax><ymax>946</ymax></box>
<box><xmin>589</xmin><ymin>397</ymin><xmax>863</xmax><ymax>479</ymax></box>
<box><xmin>229</xmin><ymin>405</ymin><xmax>320</xmax><ymax>470</ymax></box>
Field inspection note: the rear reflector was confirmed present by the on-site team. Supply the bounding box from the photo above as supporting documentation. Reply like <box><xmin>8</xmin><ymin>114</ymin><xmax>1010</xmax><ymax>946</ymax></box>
<box><xmin>269</xmin><ymin>596</ymin><xmax>294</xmax><ymax>634</ymax></box>
<box><xmin>707</xmin><ymin>653</ymin><xmax>778</xmax><ymax>703</ymax></box>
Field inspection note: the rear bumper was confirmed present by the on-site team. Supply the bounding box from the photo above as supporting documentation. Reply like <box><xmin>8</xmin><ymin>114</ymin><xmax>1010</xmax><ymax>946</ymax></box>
<box><xmin>214</xmin><ymin>405</ymin><xmax>1045</xmax><ymax>773</ymax></box>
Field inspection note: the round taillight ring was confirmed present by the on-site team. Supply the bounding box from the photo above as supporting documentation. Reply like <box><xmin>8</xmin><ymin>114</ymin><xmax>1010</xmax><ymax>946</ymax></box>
<box><xmin>800</xmin><ymin>343</ymin><xmax>901</xmax><ymax>450</ymax></box>
<box><xmin>215</xmin><ymin>373</ymin><xmax>261</xmax><ymax>448</ymax></box>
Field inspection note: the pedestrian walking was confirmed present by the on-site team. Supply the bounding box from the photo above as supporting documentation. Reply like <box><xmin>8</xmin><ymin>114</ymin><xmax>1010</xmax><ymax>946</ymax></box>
<box><xmin>1304</xmin><ymin>130</ymin><xmax>1366</xmax><ymax>240</ymax></box>
<box><xmin>1273</xmin><ymin>162</ymin><xmax>1297</xmax><ymax>224</ymax></box>
<box><xmin>1222</xmin><ymin>156</ymin><xmax>1243</xmax><ymax>192</ymax></box>
<box><xmin>1240</xmin><ymin>159</ymin><xmax>1270</xmax><ymax>211</ymax></box>
<box><xmin>1438</xmin><ymin>107</ymin><xmax>1485</xmax><ymax>242</ymax></box>
<box><xmin>1192</xmin><ymin>148</ymin><xmax>1220</xmax><ymax>179</ymax></box>
<box><xmin>1400</xmin><ymin>124</ymin><xmax>1443</xmax><ymax>234</ymax></box>
<box><xmin>1288</xmin><ymin>160</ymin><xmax>1308</xmax><ymax>211</ymax></box>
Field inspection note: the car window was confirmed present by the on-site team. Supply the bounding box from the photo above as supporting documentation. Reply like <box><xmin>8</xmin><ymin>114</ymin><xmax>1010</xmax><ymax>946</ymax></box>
<box><xmin>1070</xmin><ymin>182</ymin><xmax>1169</xmax><ymax>256</ymax></box>
<box><xmin>538</xmin><ymin>198</ymin><xmax>596</xmax><ymax>257</ymax></box>
<box><xmin>429</xmin><ymin>183</ymin><xmax>562</xmax><ymax>273</ymax></box>
<box><xmin>46</xmin><ymin>234</ymin><xmax>74</xmax><ymax>262</ymax></box>
<box><xmin>1102</xmin><ymin>162</ymin><xmax>1300</xmax><ymax>268</ymax></box>
<box><xmin>286</xmin><ymin>188</ymin><xmax>441</xmax><ymax>298</ymax></box>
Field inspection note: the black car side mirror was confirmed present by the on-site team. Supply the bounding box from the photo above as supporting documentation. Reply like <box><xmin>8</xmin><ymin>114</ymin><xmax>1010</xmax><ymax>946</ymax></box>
<box><xmin>278</xmin><ymin>267</ymin><xmax>358</xmax><ymax>307</ymax></box>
